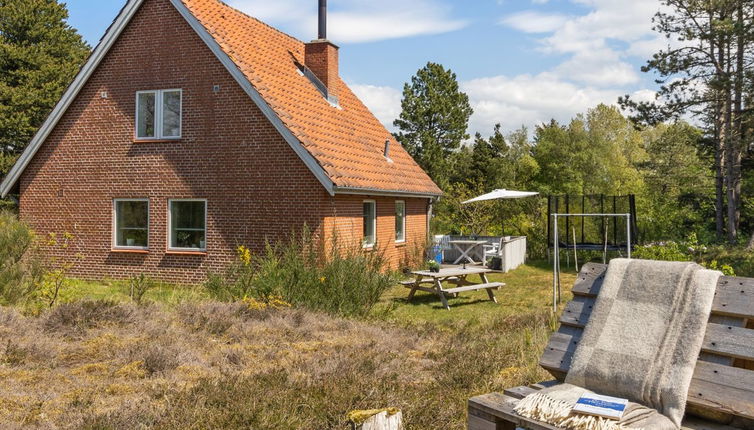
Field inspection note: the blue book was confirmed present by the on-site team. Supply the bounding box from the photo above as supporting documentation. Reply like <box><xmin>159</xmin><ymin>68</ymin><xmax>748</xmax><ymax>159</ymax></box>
<box><xmin>572</xmin><ymin>392</ymin><xmax>628</xmax><ymax>420</ymax></box>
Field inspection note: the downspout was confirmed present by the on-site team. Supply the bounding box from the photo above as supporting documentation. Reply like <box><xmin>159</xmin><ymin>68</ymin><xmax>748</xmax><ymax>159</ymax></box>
<box><xmin>427</xmin><ymin>196</ymin><xmax>439</xmax><ymax>243</ymax></box>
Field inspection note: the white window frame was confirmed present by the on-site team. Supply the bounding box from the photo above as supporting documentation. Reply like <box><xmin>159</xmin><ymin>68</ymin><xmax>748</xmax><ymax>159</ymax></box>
<box><xmin>135</xmin><ymin>89</ymin><xmax>182</xmax><ymax>140</ymax></box>
<box><xmin>395</xmin><ymin>200</ymin><xmax>406</xmax><ymax>243</ymax></box>
<box><xmin>167</xmin><ymin>198</ymin><xmax>207</xmax><ymax>252</ymax></box>
<box><xmin>112</xmin><ymin>198</ymin><xmax>150</xmax><ymax>250</ymax></box>
<box><xmin>363</xmin><ymin>199</ymin><xmax>377</xmax><ymax>248</ymax></box>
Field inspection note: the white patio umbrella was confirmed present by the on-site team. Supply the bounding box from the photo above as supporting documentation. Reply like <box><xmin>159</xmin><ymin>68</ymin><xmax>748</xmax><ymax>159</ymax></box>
<box><xmin>462</xmin><ymin>189</ymin><xmax>540</xmax><ymax>237</ymax></box>
<box><xmin>462</xmin><ymin>189</ymin><xmax>539</xmax><ymax>204</ymax></box>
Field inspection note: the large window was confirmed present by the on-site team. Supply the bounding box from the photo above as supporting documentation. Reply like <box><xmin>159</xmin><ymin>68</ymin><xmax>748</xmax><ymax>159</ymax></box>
<box><xmin>363</xmin><ymin>200</ymin><xmax>376</xmax><ymax>248</ymax></box>
<box><xmin>136</xmin><ymin>89</ymin><xmax>182</xmax><ymax>139</ymax></box>
<box><xmin>395</xmin><ymin>200</ymin><xmax>406</xmax><ymax>243</ymax></box>
<box><xmin>113</xmin><ymin>199</ymin><xmax>149</xmax><ymax>249</ymax></box>
<box><xmin>169</xmin><ymin>199</ymin><xmax>207</xmax><ymax>251</ymax></box>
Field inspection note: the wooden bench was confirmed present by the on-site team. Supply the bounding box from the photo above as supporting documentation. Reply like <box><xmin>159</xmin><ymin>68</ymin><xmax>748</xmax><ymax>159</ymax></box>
<box><xmin>406</xmin><ymin>267</ymin><xmax>504</xmax><ymax>310</ymax></box>
<box><xmin>468</xmin><ymin>262</ymin><xmax>754</xmax><ymax>430</ymax></box>
<box><xmin>444</xmin><ymin>283</ymin><xmax>503</xmax><ymax>295</ymax></box>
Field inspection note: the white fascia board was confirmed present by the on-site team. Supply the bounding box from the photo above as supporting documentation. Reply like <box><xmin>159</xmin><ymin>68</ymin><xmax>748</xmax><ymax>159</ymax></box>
<box><xmin>0</xmin><ymin>0</ymin><xmax>146</xmax><ymax>198</ymax></box>
<box><xmin>169</xmin><ymin>0</ymin><xmax>335</xmax><ymax>196</ymax></box>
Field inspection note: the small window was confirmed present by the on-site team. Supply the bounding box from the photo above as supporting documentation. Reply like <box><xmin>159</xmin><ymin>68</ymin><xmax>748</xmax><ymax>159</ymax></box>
<box><xmin>363</xmin><ymin>200</ymin><xmax>376</xmax><ymax>248</ymax></box>
<box><xmin>395</xmin><ymin>201</ymin><xmax>406</xmax><ymax>243</ymax></box>
<box><xmin>136</xmin><ymin>89</ymin><xmax>182</xmax><ymax>139</ymax></box>
<box><xmin>113</xmin><ymin>199</ymin><xmax>149</xmax><ymax>249</ymax></box>
<box><xmin>169</xmin><ymin>199</ymin><xmax>207</xmax><ymax>251</ymax></box>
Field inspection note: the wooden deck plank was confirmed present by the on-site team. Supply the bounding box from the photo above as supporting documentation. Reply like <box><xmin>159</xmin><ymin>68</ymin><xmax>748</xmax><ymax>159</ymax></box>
<box><xmin>558</xmin><ymin>296</ymin><xmax>594</xmax><ymax>328</ymax></box>
<box><xmin>569</xmin><ymin>263</ymin><xmax>607</xmax><ymax>297</ymax></box>
<box><xmin>469</xmin><ymin>386</ymin><xmax>746</xmax><ymax>430</ymax></box>
<box><xmin>701</xmin><ymin>323</ymin><xmax>754</xmax><ymax>362</ymax></box>
<box><xmin>688</xmin><ymin>362</ymin><xmax>754</xmax><ymax>420</ymax></box>
<box><xmin>547</xmin><ymin>322</ymin><xmax>754</xmax><ymax>366</ymax></box>
<box><xmin>468</xmin><ymin>391</ymin><xmax>561</xmax><ymax>430</ymax></box>
<box><xmin>713</xmin><ymin>277</ymin><xmax>754</xmax><ymax>319</ymax></box>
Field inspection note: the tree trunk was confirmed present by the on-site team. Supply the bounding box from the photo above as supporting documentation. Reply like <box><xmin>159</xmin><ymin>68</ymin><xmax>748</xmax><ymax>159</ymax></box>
<box><xmin>714</xmin><ymin>107</ymin><xmax>726</xmax><ymax>241</ymax></box>
<box><xmin>730</xmin><ymin>1</ymin><xmax>745</xmax><ymax>243</ymax></box>
<box><xmin>715</xmin><ymin>22</ymin><xmax>730</xmax><ymax>239</ymax></box>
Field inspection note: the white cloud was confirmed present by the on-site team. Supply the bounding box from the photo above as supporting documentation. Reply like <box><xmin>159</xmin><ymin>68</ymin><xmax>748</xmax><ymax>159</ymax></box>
<box><xmin>554</xmin><ymin>48</ymin><xmax>640</xmax><ymax>87</ymax></box>
<box><xmin>350</xmin><ymin>0</ymin><xmax>662</xmax><ymax>137</ymax></box>
<box><xmin>549</xmin><ymin>0</ymin><xmax>660</xmax><ymax>49</ymax></box>
<box><xmin>227</xmin><ymin>0</ymin><xmax>467</xmax><ymax>43</ymax></box>
<box><xmin>349</xmin><ymin>84</ymin><xmax>402</xmax><ymax>131</ymax></box>
<box><xmin>499</xmin><ymin>11</ymin><xmax>569</xmax><ymax>34</ymax></box>
<box><xmin>462</xmin><ymin>73</ymin><xmax>626</xmax><ymax>134</ymax></box>
<box><xmin>349</xmin><ymin>74</ymin><xmax>655</xmax><ymax>139</ymax></box>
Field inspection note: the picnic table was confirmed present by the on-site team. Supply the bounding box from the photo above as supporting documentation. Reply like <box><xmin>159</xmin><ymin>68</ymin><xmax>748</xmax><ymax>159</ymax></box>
<box><xmin>449</xmin><ymin>240</ymin><xmax>488</xmax><ymax>264</ymax></box>
<box><xmin>401</xmin><ymin>267</ymin><xmax>504</xmax><ymax>310</ymax></box>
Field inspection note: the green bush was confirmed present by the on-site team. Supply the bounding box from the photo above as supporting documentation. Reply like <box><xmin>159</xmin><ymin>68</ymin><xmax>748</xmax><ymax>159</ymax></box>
<box><xmin>632</xmin><ymin>241</ymin><xmax>691</xmax><ymax>261</ymax></box>
<box><xmin>128</xmin><ymin>273</ymin><xmax>158</xmax><ymax>305</ymax></box>
<box><xmin>0</xmin><ymin>211</ymin><xmax>43</xmax><ymax>305</ymax></box>
<box><xmin>204</xmin><ymin>245</ymin><xmax>257</xmax><ymax>301</ymax></box>
<box><xmin>631</xmin><ymin>237</ymin><xmax>738</xmax><ymax>276</ymax></box>
<box><xmin>206</xmin><ymin>231</ymin><xmax>397</xmax><ymax>317</ymax></box>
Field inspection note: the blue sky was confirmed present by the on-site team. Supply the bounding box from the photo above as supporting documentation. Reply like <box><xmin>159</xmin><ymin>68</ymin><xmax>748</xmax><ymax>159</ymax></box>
<box><xmin>64</xmin><ymin>0</ymin><xmax>665</xmax><ymax>137</ymax></box>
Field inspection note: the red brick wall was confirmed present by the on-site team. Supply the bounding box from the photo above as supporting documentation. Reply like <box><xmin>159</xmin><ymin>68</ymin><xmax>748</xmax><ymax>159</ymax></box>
<box><xmin>324</xmin><ymin>195</ymin><xmax>429</xmax><ymax>270</ymax></box>
<box><xmin>304</xmin><ymin>40</ymin><xmax>339</xmax><ymax>100</ymax></box>
<box><xmin>17</xmin><ymin>0</ymin><xmax>430</xmax><ymax>284</ymax></box>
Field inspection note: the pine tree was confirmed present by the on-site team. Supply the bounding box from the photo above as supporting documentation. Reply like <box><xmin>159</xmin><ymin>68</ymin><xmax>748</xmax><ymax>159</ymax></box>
<box><xmin>393</xmin><ymin>62</ymin><xmax>473</xmax><ymax>188</ymax></box>
<box><xmin>620</xmin><ymin>0</ymin><xmax>754</xmax><ymax>243</ymax></box>
<box><xmin>0</xmin><ymin>0</ymin><xmax>90</xmax><ymax>176</ymax></box>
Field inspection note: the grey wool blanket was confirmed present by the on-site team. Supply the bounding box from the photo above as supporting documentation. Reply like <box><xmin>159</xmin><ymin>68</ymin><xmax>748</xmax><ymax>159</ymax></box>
<box><xmin>515</xmin><ymin>259</ymin><xmax>720</xmax><ymax>430</ymax></box>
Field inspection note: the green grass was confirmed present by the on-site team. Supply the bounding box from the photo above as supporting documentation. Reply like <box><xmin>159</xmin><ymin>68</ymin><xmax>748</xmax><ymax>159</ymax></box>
<box><xmin>56</xmin><ymin>261</ymin><xmax>576</xmax><ymax>324</ymax></box>
<box><xmin>59</xmin><ymin>278</ymin><xmax>208</xmax><ymax>306</ymax></box>
<box><xmin>374</xmin><ymin>260</ymin><xmax>578</xmax><ymax>326</ymax></box>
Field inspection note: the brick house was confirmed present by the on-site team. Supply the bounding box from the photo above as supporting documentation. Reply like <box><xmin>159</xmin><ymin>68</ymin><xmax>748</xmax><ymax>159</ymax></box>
<box><xmin>0</xmin><ymin>0</ymin><xmax>442</xmax><ymax>284</ymax></box>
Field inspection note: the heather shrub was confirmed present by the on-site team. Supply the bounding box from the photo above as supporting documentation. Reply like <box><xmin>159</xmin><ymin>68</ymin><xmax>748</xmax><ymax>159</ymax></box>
<box><xmin>177</xmin><ymin>302</ymin><xmax>247</xmax><ymax>335</ymax></box>
<box><xmin>141</xmin><ymin>343</ymin><xmax>181</xmax><ymax>375</ymax></box>
<box><xmin>43</xmin><ymin>300</ymin><xmax>133</xmax><ymax>332</ymax></box>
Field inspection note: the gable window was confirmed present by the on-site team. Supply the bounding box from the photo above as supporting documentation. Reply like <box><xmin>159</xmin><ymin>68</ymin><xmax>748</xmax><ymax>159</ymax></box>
<box><xmin>113</xmin><ymin>199</ymin><xmax>149</xmax><ymax>249</ymax></box>
<box><xmin>395</xmin><ymin>200</ymin><xmax>406</xmax><ymax>243</ymax></box>
<box><xmin>363</xmin><ymin>200</ymin><xmax>376</xmax><ymax>248</ymax></box>
<box><xmin>169</xmin><ymin>199</ymin><xmax>207</xmax><ymax>251</ymax></box>
<box><xmin>136</xmin><ymin>89</ymin><xmax>182</xmax><ymax>139</ymax></box>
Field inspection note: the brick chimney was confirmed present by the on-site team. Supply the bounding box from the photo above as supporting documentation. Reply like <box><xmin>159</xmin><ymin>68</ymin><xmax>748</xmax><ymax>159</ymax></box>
<box><xmin>305</xmin><ymin>0</ymin><xmax>339</xmax><ymax>103</ymax></box>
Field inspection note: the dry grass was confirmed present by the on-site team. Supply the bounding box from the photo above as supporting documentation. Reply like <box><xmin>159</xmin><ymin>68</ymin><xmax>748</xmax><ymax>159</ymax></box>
<box><xmin>0</xmin><ymin>301</ymin><xmax>556</xmax><ymax>429</ymax></box>
<box><xmin>0</xmin><ymin>262</ymin><xmax>578</xmax><ymax>429</ymax></box>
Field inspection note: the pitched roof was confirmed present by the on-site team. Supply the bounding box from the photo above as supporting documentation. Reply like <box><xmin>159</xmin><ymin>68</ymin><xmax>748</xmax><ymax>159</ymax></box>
<box><xmin>180</xmin><ymin>0</ymin><xmax>440</xmax><ymax>196</ymax></box>
<box><xmin>0</xmin><ymin>0</ymin><xmax>442</xmax><ymax>198</ymax></box>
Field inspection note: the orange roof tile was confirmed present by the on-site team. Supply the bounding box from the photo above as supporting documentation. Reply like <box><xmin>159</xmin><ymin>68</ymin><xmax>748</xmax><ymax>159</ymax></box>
<box><xmin>180</xmin><ymin>0</ymin><xmax>442</xmax><ymax>196</ymax></box>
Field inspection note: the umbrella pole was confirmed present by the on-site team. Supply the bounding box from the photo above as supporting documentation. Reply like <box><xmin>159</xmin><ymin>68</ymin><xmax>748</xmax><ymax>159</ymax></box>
<box><xmin>500</xmin><ymin>202</ymin><xmax>504</xmax><ymax>236</ymax></box>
